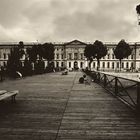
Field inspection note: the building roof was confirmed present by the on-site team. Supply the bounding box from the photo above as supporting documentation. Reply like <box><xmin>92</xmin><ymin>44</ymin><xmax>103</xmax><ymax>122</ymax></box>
<box><xmin>0</xmin><ymin>40</ymin><xmax>140</xmax><ymax>49</ymax></box>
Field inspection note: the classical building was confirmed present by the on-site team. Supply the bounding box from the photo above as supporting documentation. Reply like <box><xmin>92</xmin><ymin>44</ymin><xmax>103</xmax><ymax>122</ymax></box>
<box><xmin>0</xmin><ymin>39</ymin><xmax>140</xmax><ymax>71</ymax></box>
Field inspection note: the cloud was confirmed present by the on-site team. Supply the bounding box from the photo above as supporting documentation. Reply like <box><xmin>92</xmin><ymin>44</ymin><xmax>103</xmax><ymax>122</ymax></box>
<box><xmin>52</xmin><ymin>0</ymin><xmax>139</xmax><ymax>41</ymax></box>
<box><xmin>0</xmin><ymin>0</ymin><xmax>139</xmax><ymax>42</ymax></box>
<box><xmin>0</xmin><ymin>0</ymin><xmax>33</xmax><ymax>28</ymax></box>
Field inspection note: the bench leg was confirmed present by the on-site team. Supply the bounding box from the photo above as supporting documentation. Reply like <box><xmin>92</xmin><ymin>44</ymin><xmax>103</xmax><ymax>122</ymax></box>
<box><xmin>11</xmin><ymin>95</ymin><xmax>16</xmax><ymax>103</ymax></box>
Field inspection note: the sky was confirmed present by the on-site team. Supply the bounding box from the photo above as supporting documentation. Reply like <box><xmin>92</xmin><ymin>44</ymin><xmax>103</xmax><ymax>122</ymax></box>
<box><xmin>0</xmin><ymin>0</ymin><xmax>140</xmax><ymax>43</ymax></box>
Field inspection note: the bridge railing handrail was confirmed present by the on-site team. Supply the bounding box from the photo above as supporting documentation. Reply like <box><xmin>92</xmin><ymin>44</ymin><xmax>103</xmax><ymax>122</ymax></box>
<box><xmin>92</xmin><ymin>70</ymin><xmax>140</xmax><ymax>83</ymax></box>
<box><xmin>84</xmin><ymin>70</ymin><xmax>140</xmax><ymax>112</ymax></box>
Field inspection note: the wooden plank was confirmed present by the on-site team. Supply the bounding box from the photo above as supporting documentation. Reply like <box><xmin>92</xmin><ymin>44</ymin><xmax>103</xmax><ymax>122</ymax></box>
<box><xmin>0</xmin><ymin>72</ymin><xmax>140</xmax><ymax>140</ymax></box>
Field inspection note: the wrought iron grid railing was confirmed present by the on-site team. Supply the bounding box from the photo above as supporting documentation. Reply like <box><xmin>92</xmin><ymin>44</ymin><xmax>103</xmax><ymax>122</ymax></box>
<box><xmin>86</xmin><ymin>71</ymin><xmax>140</xmax><ymax>111</ymax></box>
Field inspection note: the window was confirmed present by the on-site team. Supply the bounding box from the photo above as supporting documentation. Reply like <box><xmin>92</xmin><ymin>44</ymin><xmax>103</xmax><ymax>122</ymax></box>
<box><xmin>61</xmin><ymin>54</ymin><xmax>64</xmax><ymax>59</ymax></box>
<box><xmin>131</xmin><ymin>55</ymin><xmax>133</xmax><ymax>59</ymax></box>
<box><xmin>126</xmin><ymin>62</ymin><xmax>129</xmax><ymax>68</ymax></box>
<box><xmin>108</xmin><ymin>54</ymin><xmax>110</xmax><ymax>59</ymax></box>
<box><xmin>56</xmin><ymin>54</ymin><xmax>59</xmax><ymax>59</ymax></box>
<box><xmin>131</xmin><ymin>62</ymin><xmax>134</xmax><ymax>68</ymax></box>
<box><xmin>68</xmin><ymin>53</ymin><xmax>72</xmax><ymax>60</ymax></box>
<box><xmin>93</xmin><ymin>62</ymin><xmax>95</xmax><ymax>68</ymax></box>
<box><xmin>107</xmin><ymin>62</ymin><xmax>110</xmax><ymax>68</ymax></box>
<box><xmin>3</xmin><ymin>53</ymin><xmax>6</xmax><ymax>59</ymax></box>
<box><xmin>74</xmin><ymin>53</ymin><xmax>78</xmax><ymax>60</ymax></box>
<box><xmin>61</xmin><ymin>62</ymin><xmax>64</xmax><ymax>67</ymax></box>
<box><xmin>88</xmin><ymin>63</ymin><xmax>91</xmax><ymax>68</ymax></box>
<box><xmin>112</xmin><ymin>62</ymin><xmax>114</xmax><ymax>69</ymax></box>
<box><xmin>103</xmin><ymin>62</ymin><xmax>105</xmax><ymax>68</ymax></box>
<box><xmin>117</xmin><ymin>62</ymin><xmax>119</xmax><ymax>68</ymax></box>
<box><xmin>122</xmin><ymin>62</ymin><xmax>124</xmax><ymax>68</ymax></box>
<box><xmin>69</xmin><ymin>62</ymin><xmax>71</xmax><ymax>68</ymax></box>
<box><xmin>3</xmin><ymin>62</ymin><xmax>6</xmax><ymax>66</ymax></box>
<box><xmin>56</xmin><ymin>62</ymin><xmax>59</xmax><ymax>67</ymax></box>
<box><xmin>80</xmin><ymin>53</ymin><xmax>83</xmax><ymax>59</ymax></box>
<box><xmin>112</xmin><ymin>54</ymin><xmax>115</xmax><ymax>59</ymax></box>
<box><xmin>80</xmin><ymin>62</ymin><xmax>83</xmax><ymax>68</ymax></box>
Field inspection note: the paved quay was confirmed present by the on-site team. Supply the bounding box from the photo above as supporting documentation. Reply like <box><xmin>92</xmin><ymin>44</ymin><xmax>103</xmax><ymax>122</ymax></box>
<box><xmin>0</xmin><ymin>71</ymin><xmax>140</xmax><ymax>140</ymax></box>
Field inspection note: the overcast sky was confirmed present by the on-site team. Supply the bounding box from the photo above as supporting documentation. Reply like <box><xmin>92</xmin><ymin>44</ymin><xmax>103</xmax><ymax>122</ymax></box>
<box><xmin>0</xmin><ymin>0</ymin><xmax>140</xmax><ymax>42</ymax></box>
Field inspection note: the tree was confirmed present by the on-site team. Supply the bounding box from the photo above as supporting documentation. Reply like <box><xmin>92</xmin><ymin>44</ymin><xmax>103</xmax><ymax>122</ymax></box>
<box><xmin>84</xmin><ymin>44</ymin><xmax>95</xmax><ymax>70</ymax></box>
<box><xmin>136</xmin><ymin>4</ymin><xmax>140</xmax><ymax>15</ymax></box>
<box><xmin>34</xmin><ymin>59</ymin><xmax>45</xmax><ymax>74</ymax></box>
<box><xmin>114</xmin><ymin>39</ymin><xmax>132</xmax><ymax>71</ymax></box>
<box><xmin>23</xmin><ymin>58</ymin><xmax>33</xmax><ymax>76</ymax></box>
<box><xmin>26</xmin><ymin>45</ymin><xmax>38</xmax><ymax>63</ymax></box>
<box><xmin>37</xmin><ymin>44</ymin><xmax>44</xmax><ymax>60</ymax></box>
<box><xmin>42</xmin><ymin>43</ymin><xmax>55</xmax><ymax>68</ymax></box>
<box><xmin>26</xmin><ymin>44</ymin><xmax>45</xmax><ymax>75</ymax></box>
<box><xmin>18</xmin><ymin>41</ymin><xmax>24</xmax><ymax>49</ymax></box>
<box><xmin>93</xmin><ymin>40</ymin><xmax>107</xmax><ymax>71</ymax></box>
<box><xmin>7</xmin><ymin>41</ymin><xmax>25</xmax><ymax>77</ymax></box>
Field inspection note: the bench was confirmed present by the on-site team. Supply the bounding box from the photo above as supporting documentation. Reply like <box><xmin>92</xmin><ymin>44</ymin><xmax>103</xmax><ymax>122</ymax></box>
<box><xmin>0</xmin><ymin>90</ymin><xmax>19</xmax><ymax>103</ymax></box>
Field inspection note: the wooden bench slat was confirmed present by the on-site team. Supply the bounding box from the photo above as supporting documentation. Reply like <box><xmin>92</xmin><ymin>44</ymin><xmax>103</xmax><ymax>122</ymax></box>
<box><xmin>0</xmin><ymin>90</ymin><xmax>19</xmax><ymax>101</ymax></box>
<box><xmin>0</xmin><ymin>90</ymin><xmax>7</xmax><ymax>95</ymax></box>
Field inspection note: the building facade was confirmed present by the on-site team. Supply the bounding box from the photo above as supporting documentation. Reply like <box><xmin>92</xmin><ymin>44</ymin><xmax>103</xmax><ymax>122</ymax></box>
<box><xmin>0</xmin><ymin>39</ymin><xmax>140</xmax><ymax>71</ymax></box>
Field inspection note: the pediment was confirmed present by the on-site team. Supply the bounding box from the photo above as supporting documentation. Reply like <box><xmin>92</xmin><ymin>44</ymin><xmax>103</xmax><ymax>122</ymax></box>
<box><xmin>65</xmin><ymin>40</ymin><xmax>87</xmax><ymax>45</ymax></box>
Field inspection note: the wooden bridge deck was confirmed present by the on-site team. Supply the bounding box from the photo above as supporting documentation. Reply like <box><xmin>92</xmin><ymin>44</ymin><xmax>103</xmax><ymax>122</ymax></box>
<box><xmin>0</xmin><ymin>72</ymin><xmax>140</xmax><ymax>140</ymax></box>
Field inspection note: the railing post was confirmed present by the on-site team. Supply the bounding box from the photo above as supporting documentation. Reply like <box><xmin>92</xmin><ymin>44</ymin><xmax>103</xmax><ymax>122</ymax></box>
<box><xmin>137</xmin><ymin>82</ymin><xmax>140</xmax><ymax>111</ymax></box>
<box><xmin>104</xmin><ymin>74</ymin><xmax>107</xmax><ymax>87</ymax></box>
<box><xmin>115</xmin><ymin>77</ymin><xmax>118</xmax><ymax>96</ymax></box>
<box><xmin>0</xmin><ymin>70</ymin><xmax>2</xmax><ymax>82</ymax></box>
<box><xmin>98</xmin><ymin>73</ymin><xmax>100</xmax><ymax>83</ymax></box>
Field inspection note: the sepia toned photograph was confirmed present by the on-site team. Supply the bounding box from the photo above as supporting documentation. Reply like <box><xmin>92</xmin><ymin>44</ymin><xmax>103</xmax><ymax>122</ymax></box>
<box><xmin>0</xmin><ymin>0</ymin><xmax>140</xmax><ymax>139</ymax></box>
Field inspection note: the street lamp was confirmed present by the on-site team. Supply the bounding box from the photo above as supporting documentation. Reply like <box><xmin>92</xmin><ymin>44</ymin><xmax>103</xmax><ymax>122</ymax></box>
<box><xmin>136</xmin><ymin>4</ymin><xmax>140</xmax><ymax>72</ymax></box>
<box><xmin>136</xmin><ymin>4</ymin><xmax>140</xmax><ymax>25</ymax></box>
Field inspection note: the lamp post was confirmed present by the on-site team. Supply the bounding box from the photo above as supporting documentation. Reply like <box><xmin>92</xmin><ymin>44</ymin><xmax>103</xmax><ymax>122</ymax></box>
<box><xmin>136</xmin><ymin>4</ymin><xmax>140</xmax><ymax>25</ymax></box>
<box><xmin>134</xmin><ymin>43</ymin><xmax>137</xmax><ymax>72</ymax></box>
<box><xmin>135</xmin><ymin>4</ymin><xmax>140</xmax><ymax>72</ymax></box>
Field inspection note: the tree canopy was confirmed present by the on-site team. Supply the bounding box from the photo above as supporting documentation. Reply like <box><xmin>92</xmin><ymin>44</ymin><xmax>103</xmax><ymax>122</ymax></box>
<box><xmin>84</xmin><ymin>40</ymin><xmax>107</xmax><ymax>70</ymax></box>
<box><xmin>84</xmin><ymin>44</ymin><xmax>95</xmax><ymax>62</ymax></box>
<box><xmin>7</xmin><ymin>41</ymin><xmax>25</xmax><ymax>77</ymax></box>
<box><xmin>18</xmin><ymin>41</ymin><xmax>24</xmax><ymax>49</ymax></box>
<box><xmin>136</xmin><ymin>4</ymin><xmax>140</xmax><ymax>15</ymax></box>
<box><xmin>93</xmin><ymin>40</ymin><xmax>107</xmax><ymax>70</ymax></box>
<box><xmin>114</xmin><ymin>39</ymin><xmax>132</xmax><ymax>71</ymax></box>
<box><xmin>93</xmin><ymin>40</ymin><xmax>107</xmax><ymax>60</ymax></box>
<box><xmin>26</xmin><ymin>45</ymin><xmax>38</xmax><ymax>63</ymax></box>
<box><xmin>42</xmin><ymin>43</ymin><xmax>55</xmax><ymax>62</ymax></box>
<box><xmin>114</xmin><ymin>39</ymin><xmax>132</xmax><ymax>60</ymax></box>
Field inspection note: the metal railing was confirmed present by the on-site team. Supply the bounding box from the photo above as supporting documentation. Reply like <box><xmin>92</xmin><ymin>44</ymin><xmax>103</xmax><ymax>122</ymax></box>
<box><xmin>85</xmin><ymin>70</ymin><xmax>140</xmax><ymax>111</ymax></box>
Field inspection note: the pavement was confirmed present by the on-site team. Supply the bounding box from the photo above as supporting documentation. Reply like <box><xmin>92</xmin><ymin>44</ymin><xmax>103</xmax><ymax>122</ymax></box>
<box><xmin>0</xmin><ymin>71</ymin><xmax>140</xmax><ymax>140</ymax></box>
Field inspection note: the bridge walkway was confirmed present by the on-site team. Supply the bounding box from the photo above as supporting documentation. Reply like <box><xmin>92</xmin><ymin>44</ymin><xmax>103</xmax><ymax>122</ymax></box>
<box><xmin>0</xmin><ymin>71</ymin><xmax>140</xmax><ymax>140</ymax></box>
